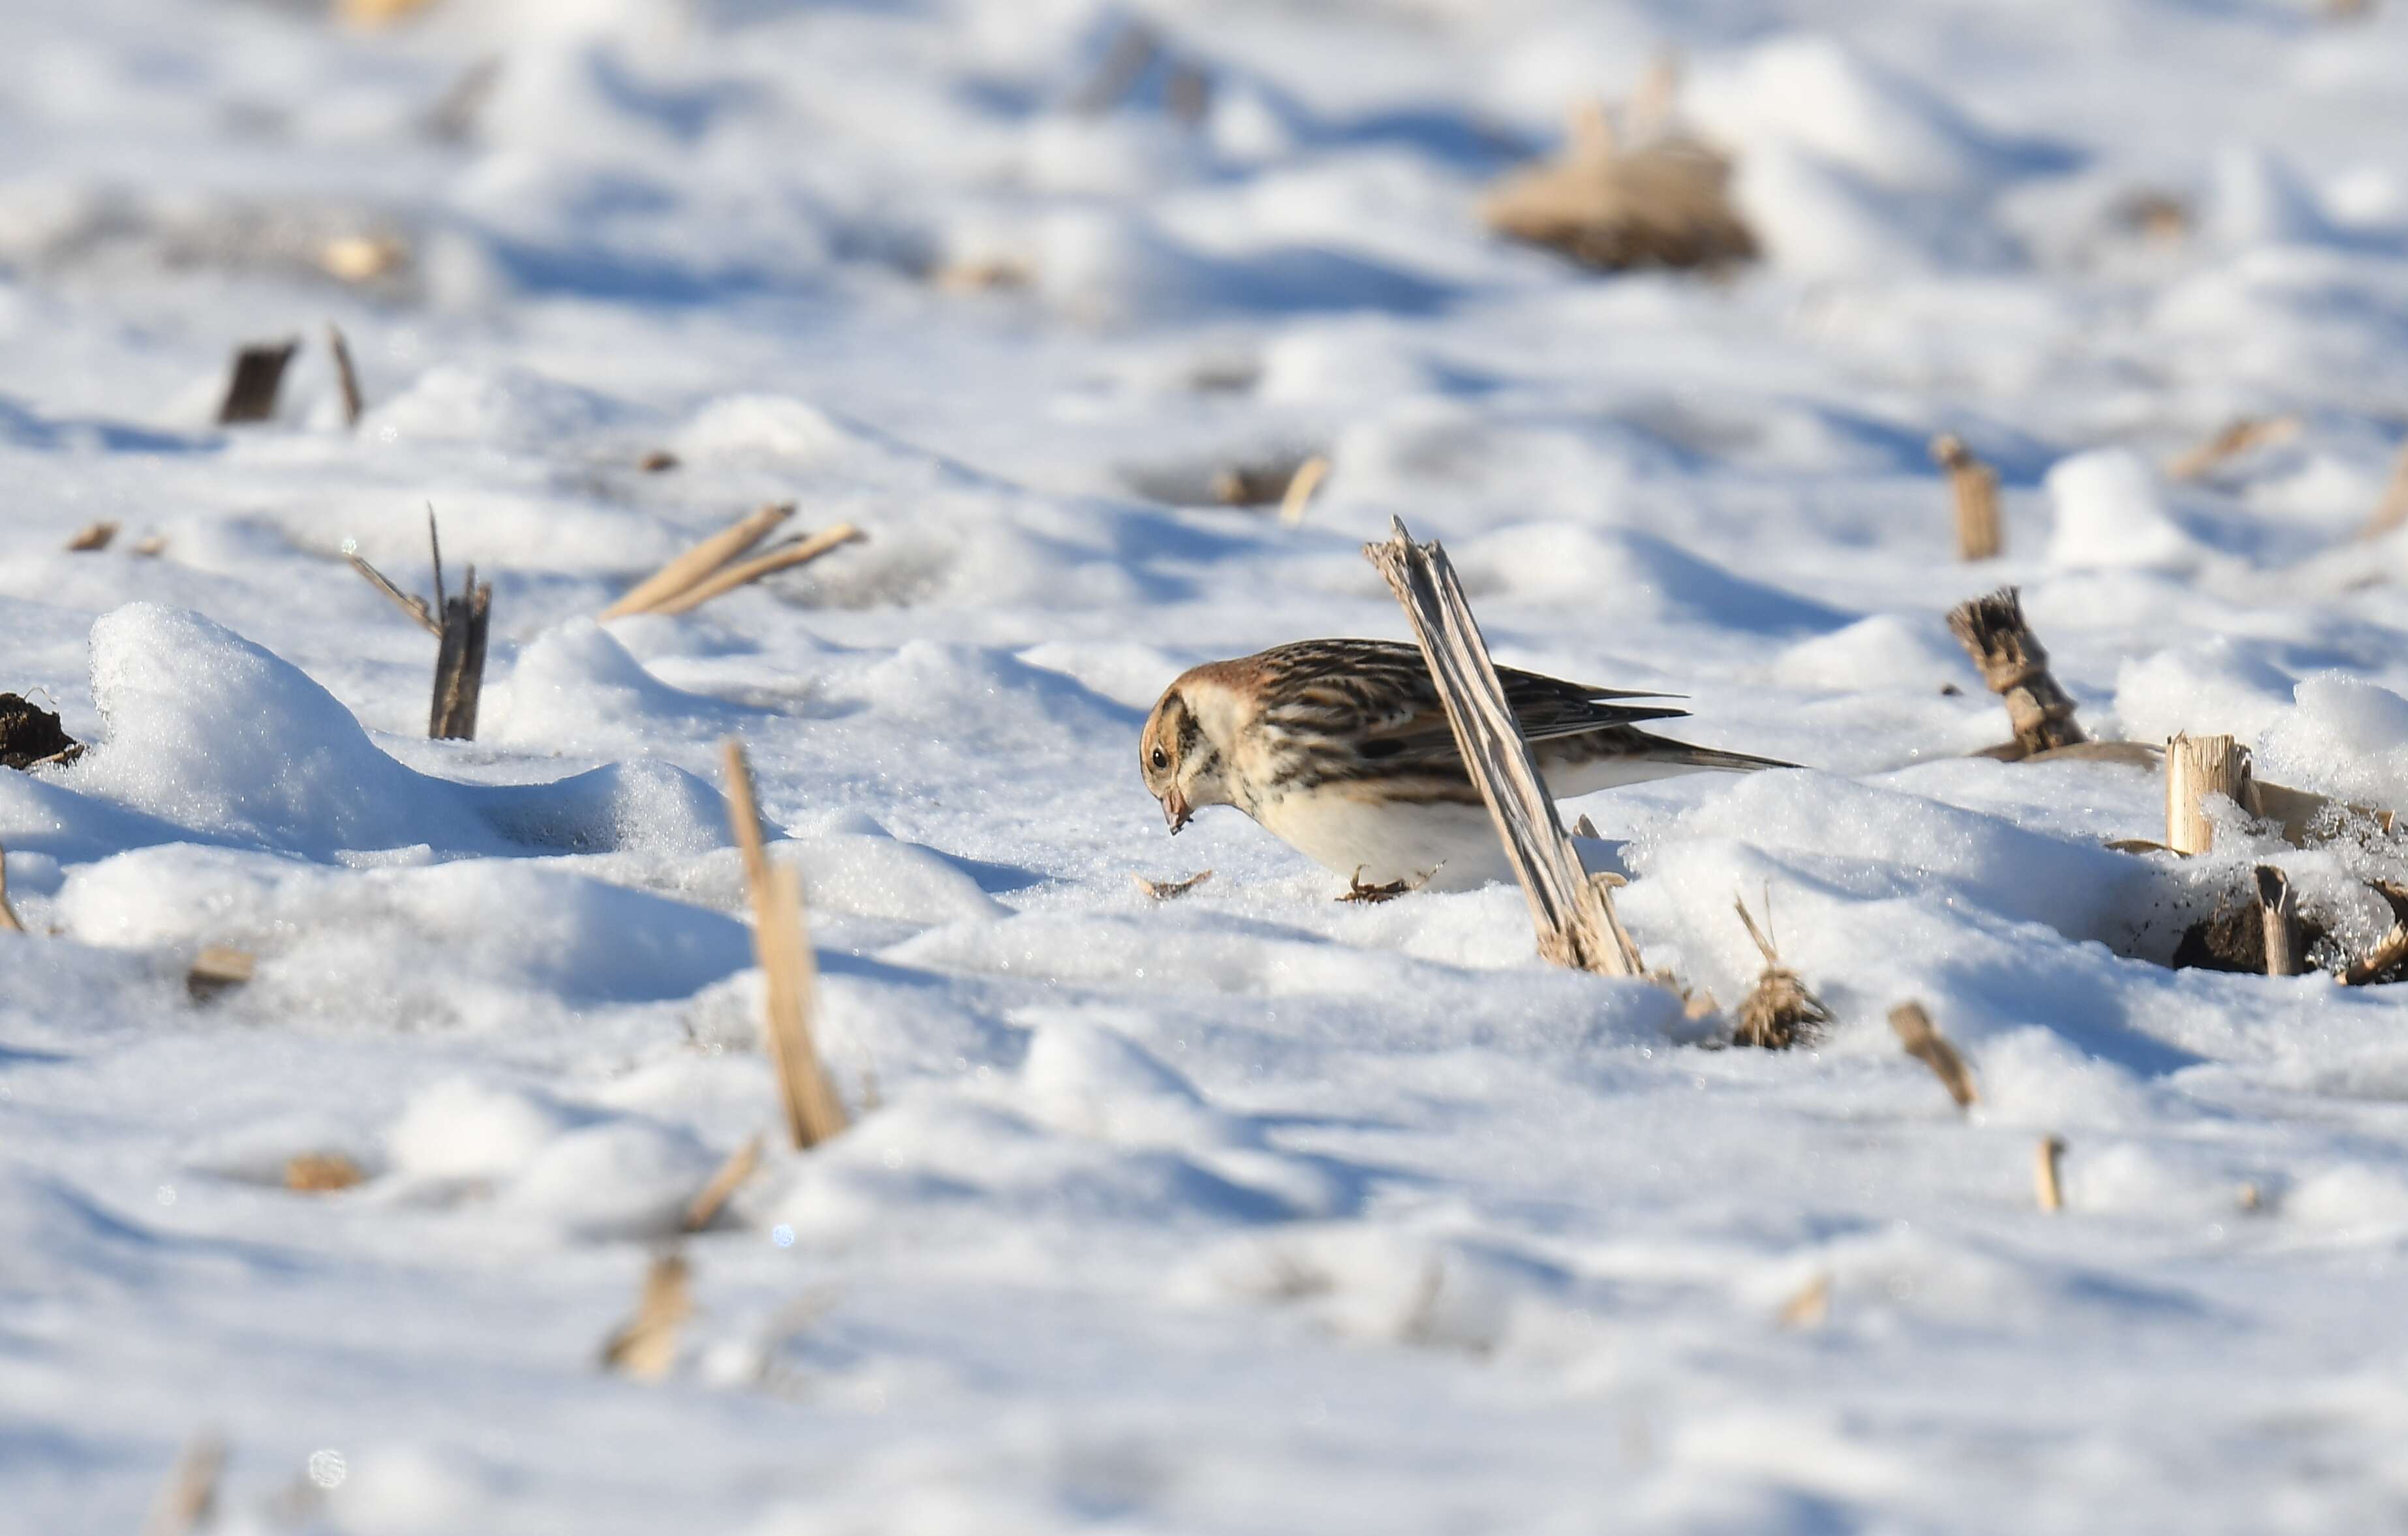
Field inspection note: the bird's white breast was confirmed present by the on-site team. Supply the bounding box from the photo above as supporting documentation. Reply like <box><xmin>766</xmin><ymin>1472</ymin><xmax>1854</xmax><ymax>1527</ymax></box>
<box><xmin>1254</xmin><ymin>788</ymin><xmax>1510</xmax><ymax>892</ymax></box>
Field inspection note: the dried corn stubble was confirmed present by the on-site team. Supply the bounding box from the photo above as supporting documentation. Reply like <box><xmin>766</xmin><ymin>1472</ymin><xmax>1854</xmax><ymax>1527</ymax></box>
<box><xmin>2167</xmin><ymin>415</ymin><xmax>2298</xmax><ymax>482</ymax></box>
<box><xmin>1947</xmin><ymin>587</ymin><xmax>2085</xmax><ymax>758</ymax></box>
<box><xmin>1777</xmin><ymin>1271</ymin><xmax>1830</xmax><ymax>1329</ymax></box>
<box><xmin>326</xmin><ymin>321</ymin><xmax>364</xmax><ymax>427</ymax></box>
<box><xmin>218</xmin><ymin>339</ymin><xmax>299</xmax><ymax>425</ymax></box>
<box><xmin>1930</xmin><ymin>434</ymin><xmax>2001</xmax><ymax>561</ymax></box>
<box><xmin>2362</xmin><ymin>440</ymin><xmax>2408</xmax><ymax>541</ymax></box>
<box><xmin>645</xmin><ymin>523</ymin><xmax>862</xmax><ymax>618</ymax></box>
<box><xmin>600</xmin><ymin>1253</ymin><xmax>692</xmax><ymax>1381</ymax></box>
<box><xmin>285</xmin><ymin>1152</ymin><xmax>365</xmax><ymax>1192</ymax></box>
<box><xmin>1730</xmin><ymin>895</ymin><xmax>1830</xmax><ymax>1050</ymax></box>
<box><xmin>2164</xmin><ymin>733</ymin><xmax>2247</xmax><ymax>856</ymax></box>
<box><xmin>2034</xmin><ymin>1136</ymin><xmax>2065</xmax><ymax>1212</ymax></box>
<box><xmin>1483</xmin><ymin>133</ymin><xmax>1757</xmax><ymax>273</ymax></box>
<box><xmin>138</xmin><ymin>1432</ymin><xmax>224</xmax><ymax>1536</ymax></box>
<box><xmin>1278</xmin><ymin>455</ymin><xmax>1329</xmax><ymax>528</ymax></box>
<box><xmin>682</xmin><ymin>1135</ymin><xmax>764</xmax><ymax>1233</ymax></box>
<box><xmin>602</xmin><ymin>503</ymin><xmax>793</xmax><ymax>620</ymax></box>
<box><xmin>721</xmin><ymin>740</ymin><xmax>850</xmax><ymax>1149</ymax></box>
<box><xmin>2339</xmin><ymin>882</ymin><xmax>2408</xmax><ymax>987</ymax></box>
<box><xmin>2255</xmin><ymin>865</ymin><xmax>2305</xmax><ymax>978</ymax></box>
<box><xmin>1365</xmin><ymin>518</ymin><xmax>1646</xmax><ymax>978</ymax></box>
<box><xmin>187</xmin><ymin>945</ymin><xmax>256</xmax><ymax>1002</ymax></box>
<box><xmin>1888</xmin><ymin>1002</ymin><xmax>1978</xmax><ymax>1109</ymax></box>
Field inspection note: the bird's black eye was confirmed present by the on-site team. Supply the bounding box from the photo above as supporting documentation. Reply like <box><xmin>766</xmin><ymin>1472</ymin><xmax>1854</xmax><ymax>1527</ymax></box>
<box><xmin>1150</xmin><ymin>746</ymin><xmax>1168</xmax><ymax>771</ymax></box>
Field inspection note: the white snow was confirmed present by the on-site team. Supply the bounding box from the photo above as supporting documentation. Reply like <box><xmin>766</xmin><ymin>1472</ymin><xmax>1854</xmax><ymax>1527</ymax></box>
<box><xmin>8</xmin><ymin>0</ymin><xmax>2408</xmax><ymax>1531</ymax></box>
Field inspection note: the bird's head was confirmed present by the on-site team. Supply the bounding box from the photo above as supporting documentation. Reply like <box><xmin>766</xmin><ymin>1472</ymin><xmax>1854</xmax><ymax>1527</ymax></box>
<box><xmin>1139</xmin><ymin>681</ymin><xmax>1234</xmax><ymax>835</ymax></box>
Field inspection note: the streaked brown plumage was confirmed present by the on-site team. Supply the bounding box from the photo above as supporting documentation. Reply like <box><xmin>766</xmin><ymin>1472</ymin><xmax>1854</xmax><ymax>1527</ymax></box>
<box><xmin>1139</xmin><ymin>639</ymin><xmax>1793</xmax><ymax>891</ymax></box>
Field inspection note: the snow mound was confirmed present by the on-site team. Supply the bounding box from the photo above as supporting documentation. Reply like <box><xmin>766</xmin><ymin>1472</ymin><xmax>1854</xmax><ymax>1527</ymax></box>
<box><xmin>1771</xmin><ymin>613</ymin><xmax>1978</xmax><ymax>693</ymax></box>
<box><xmin>2257</xmin><ymin>673</ymin><xmax>2408</xmax><ymax>807</ymax></box>
<box><xmin>59</xmin><ymin>846</ymin><xmax>754</xmax><ymax>1021</ymax></box>
<box><xmin>783</xmin><ymin>818</ymin><xmax>1006</xmax><ymax>927</ymax></box>
<box><xmin>775</xmin><ymin>1017</ymin><xmax>1347</xmax><ymax>1244</ymax></box>
<box><xmin>68</xmin><ymin>604</ymin><xmax>735</xmax><ymax>860</ymax></box>
<box><xmin>1453</xmin><ymin>523</ymin><xmax>1851</xmax><ymax>635</ymax></box>
<box><xmin>365</xmin><ymin>363</ymin><xmax>631</xmax><ymax>448</ymax></box>
<box><xmin>2208</xmin><ymin>145</ymin><xmax>2336</xmax><ymax>249</ymax></box>
<box><xmin>2045</xmin><ymin>449</ymin><xmax>2197</xmax><ymax>570</ymax></box>
<box><xmin>491</xmin><ymin>619</ymin><xmax>746</xmax><ymax>753</ymax></box>
<box><xmin>671</xmin><ymin>394</ymin><xmax>856</xmax><ymax>466</ymax></box>
<box><xmin>390</xmin><ymin>1077</ymin><xmax>579</xmax><ymax>1182</ymax></box>
<box><xmin>500</xmin><ymin>1119</ymin><xmax>718</xmax><ymax>1240</ymax></box>
<box><xmin>1733</xmin><ymin>142</ymin><xmax>2015</xmax><ymax>278</ymax></box>
<box><xmin>76</xmin><ymin>604</ymin><xmax>495</xmax><ymax>855</ymax></box>
<box><xmin>1660</xmin><ymin>770</ymin><xmax>2151</xmax><ymax>945</ymax></box>
<box><xmin>2114</xmin><ymin>639</ymin><xmax>2299</xmax><ymax>746</ymax></box>
<box><xmin>1688</xmin><ymin>35</ymin><xmax>2009</xmax><ymax>194</ymax></box>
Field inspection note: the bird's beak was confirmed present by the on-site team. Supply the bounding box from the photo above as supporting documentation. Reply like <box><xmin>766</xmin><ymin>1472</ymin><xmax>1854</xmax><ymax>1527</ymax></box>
<box><xmin>1161</xmin><ymin>788</ymin><xmax>1192</xmax><ymax>835</ymax></box>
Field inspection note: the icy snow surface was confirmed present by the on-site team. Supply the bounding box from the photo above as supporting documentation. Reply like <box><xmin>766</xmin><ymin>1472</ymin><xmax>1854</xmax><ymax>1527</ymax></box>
<box><xmin>7</xmin><ymin>0</ymin><xmax>2408</xmax><ymax>1531</ymax></box>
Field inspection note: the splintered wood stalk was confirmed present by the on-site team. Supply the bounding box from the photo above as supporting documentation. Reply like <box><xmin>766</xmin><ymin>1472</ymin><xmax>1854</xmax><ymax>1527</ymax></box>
<box><xmin>647</xmin><ymin>523</ymin><xmax>863</xmax><ymax>617</ymax></box>
<box><xmin>1365</xmin><ymin>517</ymin><xmax>1643</xmax><ymax>977</ymax></box>
<box><xmin>1277</xmin><ymin>454</ymin><xmax>1330</xmax><ymax>529</ymax></box>
<box><xmin>326</xmin><ymin>322</ymin><xmax>365</xmax><ymax>429</ymax></box>
<box><xmin>2339</xmin><ymin>882</ymin><xmax>2408</xmax><ymax>987</ymax></box>
<box><xmin>186</xmin><ymin>945</ymin><xmax>256</xmax><ymax>1002</ymax></box>
<box><xmin>429</xmin><ymin>563</ymin><xmax>492</xmax><ymax>741</ymax></box>
<box><xmin>601</xmin><ymin>502</ymin><xmax>794</xmax><ymax>620</ymax></box>
<box><xmin>2035</xmin><ymin>1136</ymin><xmax>2066</xmax><ymax>1212</ymax></box>
<box><xmin>1730</xmin><ymin>893</ymin><xmax>1831</xmax><ymax>1049</ymax></box>
<box><xmin>343</xmin><ymin>540</ymin><xmax>441</xmax><ymax>636</ymax></box>
<box><xmin>599</xmin><ymin>1253</ymin><xmax>692</xmax><ymax>1381</ymax></box>
<box><xmin>1947</xmin><ymin>587</ymin><xmax>2085</xmax><ymax>757</ymax></box>
<box><xmin>1888</xmin><ymin>1001</ymin><xmax>1979</xmax><ymax>1109</ymax></box>
<box><xmin>2167</xmin><ymin>415</ymin><xmax>2298</xmax><ymax>482</ymax></box>
<box><xmin>1930</xmin><ymin>434</ymin><xmax>2002</xmax><ymax>561</ymax></box>
<box><xmin>682</xmin><ymin>1134</ymin><xmax>764</xmax><ymax>1233</ymax></box>
<box><xmin>2248</xmin><ymin>778</ymin><xmax>2398</xmax><ymax>844</ymax></box>
<box><xmin>138</xmin><ymin>1431</ymin><xmax>225</xmax><ymax>1536</ymax></box>
<box><xmin>217</xmin><ymin>339</ymin><xmax>299</xmax><ymax>425</ymax></box>
<box><xmin>722</xmin><ymin>740</ymin><xmax>850</xmax><ymax>1148</ymax></box>
<box><xmin>2362</xmin><ymin>440</ymin><xmax>2408</xmax><ymax>540</ymax></box>
<box><xmin>2255</xmin><ymin>866</ymin><xmax>2304</xmax><ymax>977</ymax></box>
<box><xmin>2165</xmin><ymin>733</ymin><xmax>2247</xmax><ymax>855</ymax></box>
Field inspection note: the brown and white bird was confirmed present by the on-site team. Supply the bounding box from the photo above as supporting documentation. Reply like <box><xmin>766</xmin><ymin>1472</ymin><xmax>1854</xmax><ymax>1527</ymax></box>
<box><xmin>1138</xmin><ymin>639</ymin><xmax>1793</xmax><ymax>892</ymax></box>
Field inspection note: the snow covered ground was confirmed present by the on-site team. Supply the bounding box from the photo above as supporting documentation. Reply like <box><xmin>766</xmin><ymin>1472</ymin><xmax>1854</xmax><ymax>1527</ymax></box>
<box><xmin>9</xmin><ymin>0</ymin><xmax>2408</xmax><ymax>1529</ymax></box>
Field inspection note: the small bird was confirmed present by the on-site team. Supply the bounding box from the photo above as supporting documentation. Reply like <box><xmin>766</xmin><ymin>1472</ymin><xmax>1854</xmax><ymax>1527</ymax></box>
<box><xmin>1138</xmin><ymin>639</ymin><xmax>1793</xmax><ymax>893</ymax></box>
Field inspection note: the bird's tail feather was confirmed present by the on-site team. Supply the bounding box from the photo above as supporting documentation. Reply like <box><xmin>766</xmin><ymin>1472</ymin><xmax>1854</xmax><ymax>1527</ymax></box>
<box><xmin>1642</xmin><ymin>738</ymin><xmax>1800</xmax><ymax>773</ymax></box>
